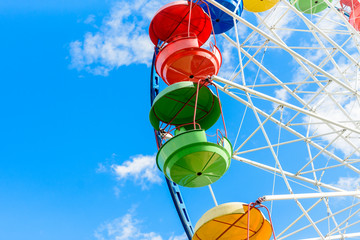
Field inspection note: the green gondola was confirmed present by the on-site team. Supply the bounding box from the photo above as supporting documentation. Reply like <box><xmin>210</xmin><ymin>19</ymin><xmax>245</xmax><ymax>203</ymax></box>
<box><xmin>290</xmin><ymin>0</ymin><xmax>332</xmax><ymax>14</ymax></box>
<box><xmin>157</xmin><ymin>128</ymin><xmax>232</xmax><ymax>188</ymax></box>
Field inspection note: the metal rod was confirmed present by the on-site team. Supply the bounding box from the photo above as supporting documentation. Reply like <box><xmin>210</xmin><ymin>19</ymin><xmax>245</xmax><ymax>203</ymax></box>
<box><xmin>208</xmin><ymin>185</ymin><xmax>218</xmax><ymax>206</ymax></box>
<box><xmin>260</xmin><ymin>191</ymin><xmax>360</xmax><ymax>201</ymax></box>
<box><xmin>233</xmin><ymin>155</ymin><xmax>348</xmax><ymax>193</ymax></box>
<box><xmin>212</xmin><ymin>75</ymin><xmax>360</xmax><ymax>135</ymax></box>
<box><xmin>299</xmin><ymin>232</ymin><xmax>360</xmax><ymax>240</ymax></box>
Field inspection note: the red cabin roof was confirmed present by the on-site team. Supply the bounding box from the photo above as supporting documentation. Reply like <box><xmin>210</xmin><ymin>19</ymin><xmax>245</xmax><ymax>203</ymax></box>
<box><xmin>149</xmin><ymin>1</ymin><xmax>212</xmax><ymax>46</ymax></box>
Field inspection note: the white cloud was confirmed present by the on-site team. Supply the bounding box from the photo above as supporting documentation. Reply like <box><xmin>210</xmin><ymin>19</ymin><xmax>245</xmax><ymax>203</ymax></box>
<box><xmin>273</xmin><ymin>88</ymin><xmax>290</xmax><ymax>109</ymax></box>
<box><xmin>301</xmin><ymin>61</ymin><xmax>360</xmax><ymax>156</ymax></box>
<box><xmin>303</xmin><ymin>94</ymin><xmax>360</xmax><ymax>156</ymax></box>
<box><xmin>69</xmin><ymin>0</ymin><xmax>168</xmax><ymax>76</ymax></box>
<box><xmin>275</xmin><ymin>88</ymin><xmax>289</xmax><ymax>101</ymax></box>
<box><xmin>96</xmin><ymin>163</ymin><xmax>107</xmax><ymax>173</ymax></box>
<box><xmin>335</xmin><ymin>176</ymin><xmax>360</xmax><ymax>190</ymax></box>
<box><xmin>94</xmin><ymin>213</ymin><xmax>186</xmax><ymax>240</ymax></box>
<box><xmin>112</xmin><ymin>154</ymin><xmax>162</xmax><ymax>189</ymax></box>
<box><xmin>168</xmin><ymin>234</ymin><xmax>187</xmax><ymax>240</ymax></box>
<box><xmin>113</xmin><ymin>186</ymin><xmax>121</xmax><ymax>198</ymax></box>
<box><xmin>84</xmin><ymin>14</ymin><xmax>96</xmax><ymax>24</ymax></box>
<box><xmin>217</xmin><ymin>38</ymin><xmax>240</xmax><ymax>80</ymax></box>
<box><xmin>257</xmin><ymin>3</ymin><xmax>299</xmax><ymax>40</ymax></box>
<box><xmin>94</xmin><ymin>213</ymin><xmax>162</xmax><ymax>240</ymax></box>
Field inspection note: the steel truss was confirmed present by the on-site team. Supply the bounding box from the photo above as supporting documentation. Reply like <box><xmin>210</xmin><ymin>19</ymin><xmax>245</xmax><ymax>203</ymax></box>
<box><xmin>203</xmin><ymin>0</ymin><xmax>360</xmax><ymax>239</ymax></box>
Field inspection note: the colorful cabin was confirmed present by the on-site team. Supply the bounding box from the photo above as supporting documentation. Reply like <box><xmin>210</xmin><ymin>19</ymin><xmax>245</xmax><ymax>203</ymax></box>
<box><xmin>350</xmin><ymin>5</ymin><xmax>360</xmax><ymax>30</ymax></box>
<box><xmin>155</xmin><ymin>35</ymin><xmax>222</xmax><ymax>85</ymax></box>
<box><xmin>149</xmin><ymin>1</ymin><xmax>212</xmax><ymax>46</ymax></box>
<box><xmin>341</xmin><ymin>0</ymin><xmax>360</xmax><ymax>9</ymax></box>
<box><xmin>243</xmin><ymin>0</ymin><xmax>279</xmax><ymax>12</ymax></box>
<box><xmin>193</xmin><ymin>202</ymin><xmax>272</xmax><ymax>239</ymax></box>
<box><xmin>199</xmin><ymin>0</ymin><xmax>243</xmax><ymax>34</ymax></box>
<box><xmin>290</xmin><ymin>0</ymin><xmax>332</xmax><ymax>14</ymax></box>
<box><xmin>149</xmin><ymin>82</ymin><xmax>221</xmax><ymax>131</ymax></box>
<box><xmin>157</xmin><ymin>128</ymin><xmax>232</xmax><ymax>188</ymax></box>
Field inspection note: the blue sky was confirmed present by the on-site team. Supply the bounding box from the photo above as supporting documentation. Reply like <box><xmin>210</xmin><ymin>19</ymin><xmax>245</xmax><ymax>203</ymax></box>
<box><xmin>1</xmin><ymin>0</ymin><xmax>360</xmax><ymax>239</ymax></box>
<box><xmin>0</xmin><ymin>1</ymin><xmax>187</xmax><ymax>239</ymax></box>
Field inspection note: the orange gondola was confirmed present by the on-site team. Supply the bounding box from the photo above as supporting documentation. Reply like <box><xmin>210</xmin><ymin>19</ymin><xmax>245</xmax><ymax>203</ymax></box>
<box><xmin>155</xmin><ymin>35</ymin><xmax>222</xmax><ymax>85</ymax></box>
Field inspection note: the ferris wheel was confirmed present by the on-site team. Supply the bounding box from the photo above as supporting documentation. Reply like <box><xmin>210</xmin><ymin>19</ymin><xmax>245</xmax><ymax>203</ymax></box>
<box><xmin>149</xmin><ymin>0</ymin><xmax>360</xmax><ymax>239</ymax></box>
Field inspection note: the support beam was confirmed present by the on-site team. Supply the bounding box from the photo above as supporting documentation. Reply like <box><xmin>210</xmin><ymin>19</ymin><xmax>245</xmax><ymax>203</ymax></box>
<box><xmin>212</xmin><ymin>75</ymin><xmax>360</xmax><ymax>135</ymax></box>
<box><xmin>233</xmin><ymin>155</ymin><xmax>347</xmax><ymax>193</ymax></box>
<box><xmin>300</xmin><ymin>232</ymin><xmax>360</xmax><ymax>240</ymax></box>
<box><xmin>259</xmin><ymin>191</ymin><xmax>360</xmax><ymax>201</ymax></box>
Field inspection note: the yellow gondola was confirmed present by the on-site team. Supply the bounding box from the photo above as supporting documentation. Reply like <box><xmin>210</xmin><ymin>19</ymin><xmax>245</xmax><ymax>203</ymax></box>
<box><xmin>243</xmin><ymin>0</ymin><xmax>279</xmax><ymax>12</ymax></box>
<box><xmin>193</xmin><ymin>202</ymin><xmax>272</xmax><ymax>239</ymax></box>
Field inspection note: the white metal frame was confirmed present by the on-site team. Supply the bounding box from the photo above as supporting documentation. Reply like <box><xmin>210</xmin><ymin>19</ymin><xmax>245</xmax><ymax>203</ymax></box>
<box><xmin>202</xmin><ymin>0</ymin><xmax>360</xmax><ymax>239</ymax></box>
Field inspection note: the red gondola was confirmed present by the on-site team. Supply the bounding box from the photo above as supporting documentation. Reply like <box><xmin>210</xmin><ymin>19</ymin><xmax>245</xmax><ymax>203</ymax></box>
<box><xmin>350</xmin><ymin>4</ymin><xmax>360</xmax><ymax>30</ymax></box>
<box><xmin>155</xmin><ymin>35</ymin><xmax>222</xmax><ymax>85</ymax></box>
<box><xmin>341</xmin><ymin>0</ymin><xmax>360</xmax><ymax>9</ymax></box>
<box><xmin>149</xmin><ymin>1</ymin><xmax>212</xmax><ymax>46</ymax></box>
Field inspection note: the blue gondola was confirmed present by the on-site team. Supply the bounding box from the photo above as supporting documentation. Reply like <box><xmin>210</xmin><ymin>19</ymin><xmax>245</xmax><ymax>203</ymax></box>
<box><xmin>198</xmin><ymin>0</ymin><xmax>243</xmax><ymax>34</ymax></box>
